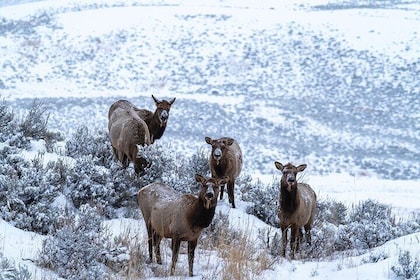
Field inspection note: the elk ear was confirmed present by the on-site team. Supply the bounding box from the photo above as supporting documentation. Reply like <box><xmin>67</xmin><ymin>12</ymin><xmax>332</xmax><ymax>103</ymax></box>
<box><xmin>205</xmin><ymin>137</ymin><xmax>212</xmax><ymax>145</ymax></box>
<box><xmin>225</xmin><ymin>138</ymin><xmax>234</xmax><ymax>146</ymax></box>
<box><xmin>169</xmin><ymin>97</ymin><xmax>176</xmax><ymax>105</ymax></box>
<box><xmin>152</xmin><ymin>95</ymin><xmax>160</xmax><ymax>105</ymax></box>
<box><xmin>297</xmin><ymin>164</ymin><xmax>307</xmax><ymax>172</ymax></box>
<box><xmin>274</xmin><ymin>161</ymin><xmax>283</xmax><ymax>171</ymax></box>
<box><xmin>195</xmin><ymin>174</ymin><xmax>206</xmax><ymax>184</ymax></box>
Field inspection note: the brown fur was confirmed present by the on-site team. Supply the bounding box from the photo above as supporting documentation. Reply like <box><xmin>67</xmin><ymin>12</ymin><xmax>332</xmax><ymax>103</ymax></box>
<box><xmin>205</xmin><ymin>136</ymin><xmax>242</xmax><ymax>208</ymax></box>
<box><xmin>138</xmin><ymin>174</ymin><xmax>227</xmax><ymax>277</ymax></box>
<box><xmin>108</xmin><ymin>100</ymin><xmax>151</xmax><ymax>174</ymax></box>
<box><xmin>136</xmin><ymin>95</ymin><xmax>176</xmax><ymax>143</ymax></box>
<box><xmin>275</xmin><ymin>162</ymin><xmax>317</xmax><ymax>259</ymax></box>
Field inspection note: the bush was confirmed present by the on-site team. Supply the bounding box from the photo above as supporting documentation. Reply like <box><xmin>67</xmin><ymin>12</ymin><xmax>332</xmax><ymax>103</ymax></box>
<box><xmin>138</xmin><ymin>143</ymin><xmax>208</xmax><ymax>194</ymax></box>
<box><xmin>346</xmin><ymin>199</ymin><xmax>395</xmax><ymax>249</ymax></box>
<box><xmin>391</xmin><ymin>250</ymin><xmax>420</xmax><ymax>280</ymax></box>
<box><xmin>0</xmin><ymin>152</ymin><xmax>62</xmax><ymax>234</ymax></box>
<box><xmin>66</xmin><ymin>156</ymin><xmax>115</xmax><ymax>212</ymax></box>
<box><xmin>0</xmin><ymin>251</ymin><xmax>32</xmax><ymax>280</ymax></box>
<box><xmin>172</xmin><ymin>147</ymin><xmax>210</xmax><ymax>193</ymax></box>
<box><xmin>65</xmin><ymin>126</ymin><xmax>113</xmax><ymax>167</ymax></box>
<box><xmin>201</xmin><ymin>211</ymin><xmax>238</xmax><ymax>249</ymax></box>
<box><xmin>314</xmin><ymin>199</ymin><xmax>347</xmax><ymax>227</ymax></box>
<box><xmin>242</xmin><ymin>176</ymin><xmax>279</xmax><ymax>227</ymax></box>
<box><xmin>38</xmin><ymin>205</ymin><xmax>109</xmax><ymax>280</ymax></box>
<box><xmin>0</xmin><ymin>98</ymin><xmax>63</xmax><ymax>150</ymax></box>
<box><xmin>19</xmin><ymin>99</ymin><xmax>64</xmax><ymax>152</ymax></box>
<box><xmin>0</xmin><ymin>98</ymin><xmax>16</xmax><ymax>143</ymax></box>
<box><xmin>307</xmin><ymin>222</ymin><xmax>338</xmax><ymax>259</ymax></box>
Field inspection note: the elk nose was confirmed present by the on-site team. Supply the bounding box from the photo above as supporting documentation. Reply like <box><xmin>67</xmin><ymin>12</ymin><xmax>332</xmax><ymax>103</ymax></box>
<box><xmin>205</xmin><ymin>192</ymin><xmax>214</xmax><ymax>199</ymax></box>
<box><xmin>160</xmin><ymin>110</ymin><xmax>168</xmax><ymax>121</ymax></box>
<box><xmin>287</xmin><ymin>174</ymin><xmax>295</xmax><ymax>182</ymax></box>
<box><xmin>214</xmin><ymin>148</ymin><xmax>222</xmax><ymax>158</ymax></box>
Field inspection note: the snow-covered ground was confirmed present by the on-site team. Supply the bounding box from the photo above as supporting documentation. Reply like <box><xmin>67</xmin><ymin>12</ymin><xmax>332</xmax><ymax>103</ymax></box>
<box><xmin>0</xmin><ymin>0</ymin><xmax>419</xmax><ymax>279</ymax></box>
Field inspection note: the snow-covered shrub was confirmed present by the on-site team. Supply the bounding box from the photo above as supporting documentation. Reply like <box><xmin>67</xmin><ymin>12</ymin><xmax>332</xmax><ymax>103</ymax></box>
<box><xmin>0</xmin><ymin>100</ymin><xmax>29</xmax><ymax>149</ymax></box>
<box><xmin>314</xmin><ymin>199</ymin><xmax>347</xmax><ymax>227</ymax></box>
<box><xmin>38</xmin><ymin>205</ymin><xmax>109</xmax><ymax>280</ymax></box>
<box><xmin>393</xmin><ymin>214</ymin><xmax>420</xmax><ymax>238</ymax></box>
<box><xmin>0</xmin><ymin>251</ymin><xmax>32</xmax><ymax>280</ymax></box>
<box><xmin>201</xmin><ymin>211</ymin><xmax>240</xmax><ymax>249</ymax></box>
<box><xmin>19</xmin><ymin>99</ymin><xmax>63</xmax><ymax>152</ymax></box>
<box><xmin>104</xmin><ymin>227</ymin><xmax>148</xmax><ymax>278</ymax></box>
<box><xmin>137</xmin><ymin>143</ymin><xmax>179</xmax><ymax>188</ymax></box>
<box><xmin>307</xmin><ymin>222</ymin><xmax>338</xmax><ymax>259</ymax></box>
<box><xmin>66</xmin><ymin>155</ymin><xmax>115</xmax><ymax>214</ymax></box>
<box><xmin>345</xmin><ymin>199</ymin><xmax>395</xmax><ymax>249</ymax></box>
<box><xmin>19</xmin><ymin>99</ymin><xmax>48</xmax><ymax>139</ymax></box>
<box><xmin>0</xmin><ymin>153</ymin><xmax>61</xmax><ymax>234</ymax></box>
<box><xmin>334</xmin><ymin>224</ymin><xmax>353</xmax><ymax>252</ymax></box>
<box><xmin>0</xmin><ymin>98</ymin><xmax>62</xmax><ymax>150</ymax></box>
<box><xmin>169</xmin><ymin>147</ymin><xmax>210</xmax><ymax>193</ymax></box>
<box><xmin>391</xmin><ymin>250</ymin><xmax>420</xmax><ymax>280</ymax></box>
<box><xmin>332</xmin><ymin>199</ymin><xmax>406</xmax><ymax>252</ymax></box>
<box><xmin>258</xmin><ymin>228</ymin><xmax>282</xmax><ymax>257</ymax></box>
<box><xmin>0</xmin><ymin>98</ymin><xmax>16</xmax><ymax>143</ymax></box>
<box><xmin>107</xmin><ymin>164</ymin><xmax>142</xmax><ymax>211</ymax></box>
<box><xmin>242</xmin><ymin>176</ymin><xmax>279</xmax><ymax>227</ymax></box>
<box><xmin>66</xmin><ymin>155</ymin><xmax>142</xmax><ymax>217</ymax></box>
<box><xmin>361</xmin><ymin>250</ymin><xmax>389</xmax><ymax>264</ymax></box>
<box><xmin>65</xmin><ymin>126</ymin><xmax>114</xmax><ymax>168</ymax></box>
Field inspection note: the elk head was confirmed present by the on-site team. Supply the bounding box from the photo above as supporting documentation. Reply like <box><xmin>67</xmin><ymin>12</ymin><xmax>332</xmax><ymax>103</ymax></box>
<box><xmin>152</xmin><ymin>95</ymin><xmax>176</xmax><ymax>127</ymax></box>
<box><xmin>195</xmin><ymin>174</ymin><xmax>227</xmax><ymax>209</ymax></box>
<box><xmin>275</xmin><ymin>162</ymin><xmax>307</xmax><ymax>192</ymax></box>
<box><xmin>205</xmin><ymin>137</ymin><xmax>234</xmax><ymax>165</ymax></box>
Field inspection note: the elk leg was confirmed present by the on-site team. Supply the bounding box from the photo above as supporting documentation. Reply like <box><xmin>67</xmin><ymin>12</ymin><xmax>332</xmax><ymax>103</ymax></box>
<box><xmin>281</xmin><ymin>226</ymin><xmax>288</xmax><ymax>257</ymax></box>
<box><xmin>170</xmin><ymin>238</ymin><xmax>181</xmax><ymax>276</ymax></box>
<box><xmin>146</xmin><ymin>224</ymin><xmax>153</xmax><ymax>263</ymax></box>
<box><xmin>220</xmin><ymin>183</ymin><xmax>225</xmax><ymax>200</ymax></box>
<box><xmin>290</xmin><ymin>227</ymin><xmax>298</xmax><ymax>259</ymax></box>
<box><xmin>304</xmin><ymin>224</ymin><xmax>312</xmax><ymax>246</ymax></box>
<box><xmin>188</xmin><ymin>239</ymin><xmax>198</xmax><ymax>277</ymax></box>
<box><xmin>227</xmin><ymin>180</ymin><xmax>235</xmax><ymax>208</ymax></box>
<box><xmin>153</xmin><ymin>232</ymin><xmax>162</xmax><ymax>264</ymax></box>
<box><xmin>295</xmin><ymin>227</ymin><xmax>303</xmax><ymax>254</ymax></box>
<box><xmin>118</xmin><ymin>150</ymin><xmax>128</xmax><ymax>168</ymax></box>
<box><xmin>112</xmin><ymin>146</ymin><xmax>118</xmax><ymax>158</ymax></box>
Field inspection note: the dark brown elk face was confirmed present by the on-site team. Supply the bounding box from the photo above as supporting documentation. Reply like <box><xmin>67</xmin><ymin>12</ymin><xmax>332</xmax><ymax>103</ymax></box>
<box><xmin>152</xmin><ymin>95</ymin><xmax>176</xmax><ymax>127</ymax></box>
<box><xmin>275</xmin><ymin>162</ymin><xmax>307</xmax><ymax>192</ymax></box>
<box><xmin>205</xmin><ymin>137</ymin><xmax>234</xmax><ymax>165</ymax></box>
<box><xmin>195</xmin><ymin>174</ymin><xmax>226</xmax><ymax>209</ymax></box>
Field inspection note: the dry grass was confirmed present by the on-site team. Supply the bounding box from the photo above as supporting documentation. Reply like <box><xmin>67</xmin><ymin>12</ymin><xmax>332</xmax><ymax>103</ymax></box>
<box><xmin>200</xmin><ymin>213</ymin><xmax>277</xmax><ymax>279</ymax></box>
<box><xmin>218</xmin><ymin>229</ymin><xmax>275</xmax><ymax>280</ymax></box>
<box><xmin>104</xmin><ymin>225</ymin><xmax>149</xmax><ymax>279</ymax></box>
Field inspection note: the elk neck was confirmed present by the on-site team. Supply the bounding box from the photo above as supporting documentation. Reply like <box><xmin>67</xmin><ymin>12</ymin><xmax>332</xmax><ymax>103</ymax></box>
<box><xmin>190</xmin><ymin>197</ymin><xmax>216</xmax><ymax>230</ymax></box>
<box><xmin>279</xmin><ymin>182</ymin><xmax>300</xmax><ymax>213</ymax></box>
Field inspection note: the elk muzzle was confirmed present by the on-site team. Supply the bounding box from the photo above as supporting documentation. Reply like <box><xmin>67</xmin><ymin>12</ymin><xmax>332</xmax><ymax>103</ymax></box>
<box><xmin>204</xmin><ymin>188</ymin><xmax>215</xmax><ymax>209</ymax></box>
<box><xmin>159</xmin><ymin>110</ymin><xmax>169</xmax><ymax>127</ymax></box>
<box><xmin>213</xmin><ymin>148</ymin><xmax>222</xmax><ymax>164</ymax></box>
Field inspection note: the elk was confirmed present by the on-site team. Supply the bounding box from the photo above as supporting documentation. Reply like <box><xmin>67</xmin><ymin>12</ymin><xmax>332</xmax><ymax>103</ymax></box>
<box><xmin>108</xmin><ymin>100</ymin><xmax>151</xmax><ymax>174</ymax></box>
<box><xmin>205</xmin><ymin>136</ymin><xmax>242</xmax><ymax>208</ymax></box>
<box><xmin>275</xmin><ymin>162</ymin><xmax>317</xmax><ymax>259</ymax></box>
<box><xmin>136</xmin><ymin>95</ymin><xmax>176</xmax><ymax>143</ymax></box>
<box><xmin>138</xmin><ymin>174</ymin><xmax>227</xmax><ymax>277</ymax></box>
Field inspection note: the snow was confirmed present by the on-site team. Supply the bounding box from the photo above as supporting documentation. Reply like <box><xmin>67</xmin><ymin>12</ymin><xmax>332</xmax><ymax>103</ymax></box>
<box><xmin>0</xmin><ymin>0</ymin><xmax>419</xmax><ymax>279</ymax></box>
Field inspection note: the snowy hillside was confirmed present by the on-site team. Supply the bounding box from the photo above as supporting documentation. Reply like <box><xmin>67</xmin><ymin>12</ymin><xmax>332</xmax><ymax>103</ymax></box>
<box><xmin>0</xmin><ymin>0</ymin><xmax>419</xmax><ymax>279</ymax></box>
<box><xmin>1</xmin><ymin>0</ymin><xmax>419</xmax><ymax>179</ymax></box>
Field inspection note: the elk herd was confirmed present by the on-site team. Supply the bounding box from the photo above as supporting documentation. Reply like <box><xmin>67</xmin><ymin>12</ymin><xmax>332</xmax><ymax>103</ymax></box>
<box><xmin>108</xmin><ymin>97</ymin><xmax>317</xmax><ymax>276</ymax></box>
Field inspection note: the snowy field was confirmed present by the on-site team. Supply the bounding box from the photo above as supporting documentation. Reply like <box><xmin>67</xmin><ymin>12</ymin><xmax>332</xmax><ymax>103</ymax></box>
<box><xmin>0</xmin><ymin>0</ymin><xmax>419</xmax><ymax>279</ymax></box>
